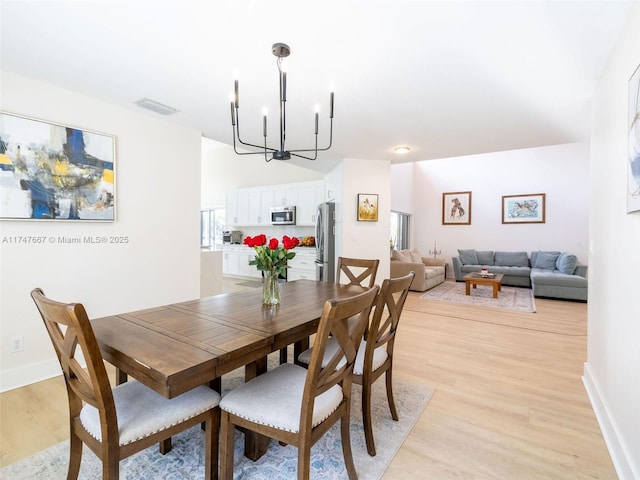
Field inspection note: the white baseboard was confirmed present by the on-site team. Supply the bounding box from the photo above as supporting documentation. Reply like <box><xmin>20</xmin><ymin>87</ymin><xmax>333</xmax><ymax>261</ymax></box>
<box><xmin>583</xmin><ymin>362</ymin><xmax>638</xmax><ymax>480</ymax></box>
<box><xmin>0</xmin><ymin>358</ymin><xmax>62</xmax><ymax>393</ymax></box>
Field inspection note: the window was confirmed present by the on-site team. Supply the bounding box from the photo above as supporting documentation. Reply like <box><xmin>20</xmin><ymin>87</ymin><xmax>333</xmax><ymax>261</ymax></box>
<box><xmin>390</xmin><ymin>211</ymin><xmax>410</xmax><ymax>250</ymax></box>
<box><xmin>201</xmin><ymin>208</ymin><xmax>226</xmax><ymax>248</ymax></box>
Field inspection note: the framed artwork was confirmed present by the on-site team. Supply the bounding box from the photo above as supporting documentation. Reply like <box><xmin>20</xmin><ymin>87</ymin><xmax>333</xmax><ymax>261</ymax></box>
<box><xmin>0</xmin><ymin>112</ymin><xmax>116</xmax><ymax>221</ymax></box>
<box><xmin>357</xmin><ymin>193</ymin><xmax>378</xmax><ymax>221</ymax></box>
<box><xmin>502</xmin><ymin>193</ymin><xmax>545</xmax><ymax>224</ymax></box>
<box><xmin>442</xmin><ymin>191</ymin><xmax>471</xmax><ymax>225</ymax></box>
<box><xmin>628</xmin><ymin>63</ymin><xmax>640</xmax><ymax>213</ymax></box>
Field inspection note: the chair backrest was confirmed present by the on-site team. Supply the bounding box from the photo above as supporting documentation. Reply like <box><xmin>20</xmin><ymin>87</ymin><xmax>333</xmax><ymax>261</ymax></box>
<box><xmin>30</xmin><ymin>288</ymin><xmax>118</xmax><ymax>436</ymax></box>
<box><xmin>365</xmin><ymin>272</ymin><xmax>414</xmax><ymax>360</ymax></box>
<box><xmin>300</xmin><ymin>286</ymin><xmax>379</xmax><ymax>430</ymax></box>
<box><xmin>336</xmin><ymin>257</ymin><xmax>380</xmax><ymax>288</ymax></box>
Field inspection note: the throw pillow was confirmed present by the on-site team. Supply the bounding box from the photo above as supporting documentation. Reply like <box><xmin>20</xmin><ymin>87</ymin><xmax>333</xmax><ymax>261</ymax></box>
<box><xmin>458</xmin><ymin>249</ymin><xmax>478</xmax><ymax>265</ymax></box>
<box><xmin>494</xmin><ymin>251</ymin><xmax>529</xmax><ymax>267</ymax></box>
<box><xmin>476</xmin><ymin>251</ymin><xmax>494</xmax><ymax>265</ymax></box>
<box><xmin>533</xmin><ymin>251</ymin><xmax>560</xmax><ymax>270</ymax></box>
<box><xmin>391</xmin><ymin>250</ymin><xmax>411</xmax><ymax>262</ymax></box>
<box><xmin>556</xmin><ymin>253</ymin><xmax>578</xmax><ymax>275</ymax></box>
<box><xmin>408</xmin><ymin>248</ymin><xmax>423</xmax><ymax>263</ymax></box>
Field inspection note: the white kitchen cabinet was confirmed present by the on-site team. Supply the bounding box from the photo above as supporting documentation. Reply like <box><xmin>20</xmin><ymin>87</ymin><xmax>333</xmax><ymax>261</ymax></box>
<box><xmin>273</xmin><ymin>186</ymin><xmax>298</xmax><ymax>207</ymax></box>
<box><xmin>259</xmin><ymin>189</ymin><xmax>274</xmax><ymax>225</ymax></box>
<box><xmin>226</xmin><ymin>180</ymin><xmax>324</xmax><ymax>227</ymax></box>
<box><xmin>222</xmin><ymin>245</ymin><xmax>261</xmax><ymax>278</ymax></box>
<box><xmin>287</xmin><ymin>249</ymin><xmax>316</xmax><ymax>281</ymax></box>
<box><xmin>295</xmin><ymin>181</ymin><xmax>324</xmax><ymax>226</ymax></box>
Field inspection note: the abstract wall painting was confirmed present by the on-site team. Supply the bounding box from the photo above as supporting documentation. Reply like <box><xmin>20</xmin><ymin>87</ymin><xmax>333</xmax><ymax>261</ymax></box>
<box><xmin>0</xmin><ymin>112</ymin><xmax>115</xmax><ymax>221</ymax></box>
<box><xmin>628</xmin><ymin>64</ymin><xmax>640</xmax><ymax>214</ymax></box>
<box><xmin>502</xmin><ymin>193</ymin><xmax>545</xmax><ymax>224</ymax></box>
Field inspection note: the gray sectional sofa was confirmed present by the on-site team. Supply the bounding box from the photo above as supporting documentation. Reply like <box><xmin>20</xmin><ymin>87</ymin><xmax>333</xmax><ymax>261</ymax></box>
<box><xmin>452</xmin><ymin>249</ymin><xmax>588</xmax><ymax>301</ymax></box>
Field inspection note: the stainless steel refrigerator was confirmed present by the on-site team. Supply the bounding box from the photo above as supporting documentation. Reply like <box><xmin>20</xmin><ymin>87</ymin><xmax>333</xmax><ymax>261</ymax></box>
<box><xmin>315</xmin><ymin>202</ymin><xmax>335</xmax><ymax>282</ymax></box>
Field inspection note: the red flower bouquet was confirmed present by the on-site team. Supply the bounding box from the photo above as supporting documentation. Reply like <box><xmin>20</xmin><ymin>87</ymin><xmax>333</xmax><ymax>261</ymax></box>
<box><xmin>243</xmin><ymin>234</ymin><xmax>300</xmax><ymax>277</ymax></box>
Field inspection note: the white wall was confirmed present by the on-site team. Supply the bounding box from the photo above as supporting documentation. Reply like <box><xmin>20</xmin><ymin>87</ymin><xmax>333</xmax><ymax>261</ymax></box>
<box><xmin>585</xmin><ymin>4</ymin><xmax>640</xmax><ymax>479</ymax></box>
<box><xmin>398</xmin><ymin>143</ymin><xmax>589</xmax><ymax>273</ymax></box>
<box><xmin>336</xmin><ymin>158</ymin><xmax>391</xmax><ymax>284</ymax></box>
<box><xmin>0</xmin><ymin>72</ymin><xmax>202</xmax><ymax>391</ymax></box>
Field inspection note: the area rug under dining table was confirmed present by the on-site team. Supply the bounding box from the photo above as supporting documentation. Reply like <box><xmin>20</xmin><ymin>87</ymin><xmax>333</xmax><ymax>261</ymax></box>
<box><xmin>420</xmin><ymin>280</ymin><xmax>536</xmax><ymax>313</ymax></box>
<box><xmin>2</xmin><ymin>364</ymin><xmax>433</xmax><ymax>480</ymax></box>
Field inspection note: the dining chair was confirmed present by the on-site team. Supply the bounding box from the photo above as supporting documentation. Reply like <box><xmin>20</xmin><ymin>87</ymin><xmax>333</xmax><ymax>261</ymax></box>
<box><xmin>30</xmin><ymin>288</ymin><xmax>221</xmax><ymax>480</ymax></box>
<box><xmin>298</xmin><ymin>271</ymin><xmax>415</xmax><ymax>456</ymax></box>
<box><xmin>336</xmin><ymin>257</ymin><xmax>380</xmax><ymax>288</ymax></box>
<box><xmin>219</xmin><ymin>286</ymin><xmax>379</xmax><ymax>480</ymax></box>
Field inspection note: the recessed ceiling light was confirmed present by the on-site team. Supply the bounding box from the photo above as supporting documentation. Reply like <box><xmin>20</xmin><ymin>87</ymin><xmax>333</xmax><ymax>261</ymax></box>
<box><xmin>394</xmin><ymin>146</ymin><xmax>410</xmax><ymax>154</ymax></box>
<box><xmin>134</xmin><ymin>98</ymin><xmax>179</xmax><ymax>115</ymax></box>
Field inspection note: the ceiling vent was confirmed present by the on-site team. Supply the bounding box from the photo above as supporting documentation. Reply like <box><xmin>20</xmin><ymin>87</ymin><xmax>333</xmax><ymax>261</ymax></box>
<box><xmin>134</xmin><ymin>98</ymin><xmax>178</xmax><ymax>115</ymax></box>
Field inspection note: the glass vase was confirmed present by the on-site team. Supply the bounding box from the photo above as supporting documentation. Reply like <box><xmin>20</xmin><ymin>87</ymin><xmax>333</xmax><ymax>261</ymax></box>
<box><xmin>262</xmin><ymin>268</ymin><xmax>281</xmax><ymax>306</ymax></box>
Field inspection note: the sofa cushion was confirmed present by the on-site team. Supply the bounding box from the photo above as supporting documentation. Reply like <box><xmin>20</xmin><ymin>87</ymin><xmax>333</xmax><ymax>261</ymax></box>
<box><xmin>391</xmin><ymin>250</ymin><xmax>411</xmax><ymax>262</ymax></box>
<box><xmin>476</xmin><ymin>250</ymin><xmax>494</xmax><ymax>265</ymax></box>
<box><xmin>403</xmin><ymin>248</ymin><xmax>422</xmax><ymax>263</ymax></box>
<box><xmin>424</xmin><ymin>266</ymin><xmax>445</xmax><ymax>279</ymax></box>
<box><xmin>533</xmin><ymin>251</ymin><xmax>560</xmax><ymax>270</ymax></box>
<box><xmin>531</xmin><ymin>269</ymin><xmax>587</xmax><ymax>287</ymax></box>
<box><xmin>458</xmin><ymin>249</ymin><xmax>478</xmax><ymax>265</ymax></box>
<box><xmin>556</xmin><ymin>253</ymin><xmax>578</xmax><ymax>275</ymax></box>
<box><xmin>494</xmin><ymin>251</ymin><xmax>529</xmax><ymax>267</ymax></box>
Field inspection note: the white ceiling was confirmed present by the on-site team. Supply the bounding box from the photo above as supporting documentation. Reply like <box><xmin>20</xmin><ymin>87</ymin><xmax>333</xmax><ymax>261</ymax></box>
<box><xmin>1</xmin><ymin>1</ymin><xmax>635</xmax><ymax>172</ymax></box>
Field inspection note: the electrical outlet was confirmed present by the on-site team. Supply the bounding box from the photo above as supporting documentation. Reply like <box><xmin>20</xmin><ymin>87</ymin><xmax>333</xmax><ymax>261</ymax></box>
<box><xmin>11</xmin><ymin>335</ymin><xmax>24</xmax><ymax>353</ymax></box>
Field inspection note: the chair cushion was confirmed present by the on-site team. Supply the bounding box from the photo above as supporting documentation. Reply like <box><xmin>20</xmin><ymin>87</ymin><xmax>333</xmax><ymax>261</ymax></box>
<box><xmin>219</xmin><ymin>363</ymin><xmax>343</xmax><ymax>433</ymax></box>
<box><xmin>297</xmin><ymin>338</ymin><xmax>388</xmax><ymax>375</ymax></box>
<box><xmin>79</xmin><ymin>381</ymin><xmax>220</xmax><ymax>446</ymax></box>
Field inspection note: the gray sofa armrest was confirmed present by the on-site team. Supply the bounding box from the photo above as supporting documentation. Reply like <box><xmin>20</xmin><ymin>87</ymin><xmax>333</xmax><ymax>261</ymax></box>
<box><xmin>574</xmin><ymin>265</ymin><xmax>588</xmax><ymax>278</ymax></box>
<box><xmin>452</xmin><ymin>256</ymin><xmax>463</xmax><ymax>281</ymax></box>
<box><xmin>390</xmin><ymin>261</ymin><xmax>425</xmax><ymax>291</ymax></box>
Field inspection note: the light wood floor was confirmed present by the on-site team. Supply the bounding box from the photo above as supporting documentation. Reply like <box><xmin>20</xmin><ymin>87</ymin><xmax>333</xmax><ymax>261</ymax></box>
<box><xmin>0</xmin><ymin>280</ymin><xmax>617</xmax><ymax>479</ymax></box>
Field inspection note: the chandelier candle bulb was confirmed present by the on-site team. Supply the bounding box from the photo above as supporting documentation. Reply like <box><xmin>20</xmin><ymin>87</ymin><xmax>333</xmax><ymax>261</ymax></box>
<box><xmin>234</xmin><ymin>79</ymin><xmax>239</xmax><ymax>108</ymax></box>
<box><xmin>315</xmin><ymin>110</ymin><xmax>319</xmax><ymax>134</ymax></box>
<box><xmin>263</xmin><ymin>108</ymin><xmax>267</xmax><ymax>137</ymax></box>
<box><xmin>230</xmin><ymin>100</ymin><xmax>236</xmax><ymax>126</ymax></box>
<box><xmin>330</xmin><ymin>91</ymin><xmax>334</xmax><ymax>118</ymax></box>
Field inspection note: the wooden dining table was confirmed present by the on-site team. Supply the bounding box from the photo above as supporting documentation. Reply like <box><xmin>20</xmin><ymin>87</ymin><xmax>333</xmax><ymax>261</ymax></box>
<box><xmin>90</xmin><ymin>279</ymin><xmax>368</xmax><ymax>460</ymax></box>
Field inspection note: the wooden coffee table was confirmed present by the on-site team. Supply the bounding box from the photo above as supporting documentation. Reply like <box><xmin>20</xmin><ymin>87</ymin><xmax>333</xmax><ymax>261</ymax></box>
<box><xmin>463</xmin><ymin>272</ymin><xmax>505</xmax><ymax>298</ymax></box>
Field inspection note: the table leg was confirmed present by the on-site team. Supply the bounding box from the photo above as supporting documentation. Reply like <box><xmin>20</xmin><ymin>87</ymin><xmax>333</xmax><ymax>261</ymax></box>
<box><xmin>465</xmin><ymin>281</ymin><xmax>471</xmax><ymax>295</ymax></box>
<box><xmin>493</xmin><ymin>283</ymin><xmax>499</xmax><ymax>298</ymax></box>
<box><xmin>293</xmin><ymin>337</ymin><xmax>310</xmax><ymax>366</ymax></box>
<box><xmin>115</xmin><ymin>368</ymin><xmax>127</xmax><ymax>385</ymax></box>
<box><xmin>244</xmin><ymin>356</ymin><xmax>270</xmax><ymax>460</ymax></box>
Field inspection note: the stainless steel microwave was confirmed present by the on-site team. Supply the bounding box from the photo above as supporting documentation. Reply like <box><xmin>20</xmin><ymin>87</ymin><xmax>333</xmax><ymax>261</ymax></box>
<box><xmin>270</xmin><ymin>206</ymin><xmax>296</xmax><ymax>225</ymax></box>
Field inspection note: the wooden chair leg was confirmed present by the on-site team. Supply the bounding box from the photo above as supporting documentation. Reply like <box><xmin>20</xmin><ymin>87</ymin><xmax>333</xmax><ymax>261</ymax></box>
<box><xmin>279</xmin><ymin>346</ymin><xmax>288</xmax><ymax>364</ymax></box>
<box><xmin>385</xmin><ymin>367</ymin><xmax>399</xmax><ymax>421</ymax></box>
<box><xmin>159</xmin><ymin>437</ymin><xmax>172</xmax><ymax>454</ymax></box>
<box><xmin>204</xmin><ymin>412</ymin><xmax>219</xmax><ymax>480</ymax></box>
<box><xmin>67</xmin><ymin>431</ymin><xmax>83</xmax><ymax>480</ymax></box>
<box><xmin>298</xmin><ymin>443</ymin><xmax>312</xmax><ymax>480</ymax></box>
<box><xmin>361</xmin><ymin>381</ymin><xmax>376</xmax><ymax>456</ymax></box>
<box><xmin>220</xmin><ymin>411</ymin><xmax>236</xmax><ymax>480</ymax></box>
<box><xmin>340</xmin><ymin>412</ymin><xmax>358</xmax><ymax>480</ymax></box>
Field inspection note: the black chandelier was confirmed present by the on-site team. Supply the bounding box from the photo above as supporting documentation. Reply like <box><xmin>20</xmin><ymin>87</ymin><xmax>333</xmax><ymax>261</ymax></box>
<box><xmin>229</xmin><ymin>43</ymin><xmax>334</xmax><ymax>162</ymax></box>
